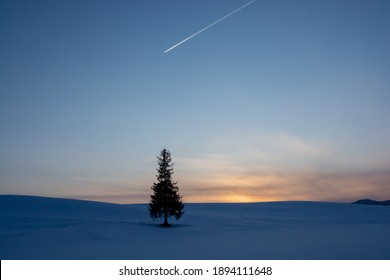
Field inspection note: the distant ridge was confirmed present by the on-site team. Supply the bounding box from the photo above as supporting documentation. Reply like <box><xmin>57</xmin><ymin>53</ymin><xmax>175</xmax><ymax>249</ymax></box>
<box><xmin>352</xmin><ymin>199</ymin><xmax>390</xmax><ymax>206</ymax></box>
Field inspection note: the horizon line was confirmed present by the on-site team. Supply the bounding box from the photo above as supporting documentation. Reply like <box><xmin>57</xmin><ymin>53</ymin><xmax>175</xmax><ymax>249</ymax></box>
<box><xmin>0</xmin><ymin>193</ymin><xmax>375</xmax><ymax>205</ymax></box>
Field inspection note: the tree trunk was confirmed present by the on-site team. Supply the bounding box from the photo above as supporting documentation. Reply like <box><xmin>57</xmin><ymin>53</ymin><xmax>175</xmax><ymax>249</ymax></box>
<box><xmin>163</xmin><ymin>210</ymin><xmax>169</xmax><ymax>226</ymax></box>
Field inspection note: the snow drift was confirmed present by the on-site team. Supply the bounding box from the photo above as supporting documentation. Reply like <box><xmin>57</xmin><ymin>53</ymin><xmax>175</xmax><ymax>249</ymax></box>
<box><xmin>1</xmin><ymin>195</ymin><xmax>389</xmax><ymax>260</ymax></box>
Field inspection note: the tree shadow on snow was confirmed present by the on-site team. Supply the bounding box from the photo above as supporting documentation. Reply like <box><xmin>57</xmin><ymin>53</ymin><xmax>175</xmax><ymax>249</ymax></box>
<box><xmin>137</xmin><ymin>222</ymin><xmax>190</xmax><ymax>229</ymax></box>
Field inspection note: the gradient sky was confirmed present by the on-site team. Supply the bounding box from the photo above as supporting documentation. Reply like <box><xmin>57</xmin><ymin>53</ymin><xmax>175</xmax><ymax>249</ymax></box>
<box><xmin>1</xmin><ymin>0</ymin><xmax>390</xmax><ymax>204</ymax></box>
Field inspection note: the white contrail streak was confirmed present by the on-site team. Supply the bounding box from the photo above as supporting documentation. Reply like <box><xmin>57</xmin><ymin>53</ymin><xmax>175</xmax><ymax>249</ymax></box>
<box><xmin>164</xmin><ymin>0</ymin><xmax>256</xmax><ymax>53</ymax></box>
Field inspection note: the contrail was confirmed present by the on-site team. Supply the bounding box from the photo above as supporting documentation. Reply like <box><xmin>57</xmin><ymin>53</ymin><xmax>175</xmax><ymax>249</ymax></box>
<box><xmin>164</xmin><ymin>0</ymin><xmax>256</xmax><ymax>53</ymax></box>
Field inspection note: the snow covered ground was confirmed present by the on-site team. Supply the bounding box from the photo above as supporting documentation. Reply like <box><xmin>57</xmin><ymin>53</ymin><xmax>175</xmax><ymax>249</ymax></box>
<box><xmin>1</xmin><ymin>195</ymin><xmax>389</xmax><ymax>260</ymax></box>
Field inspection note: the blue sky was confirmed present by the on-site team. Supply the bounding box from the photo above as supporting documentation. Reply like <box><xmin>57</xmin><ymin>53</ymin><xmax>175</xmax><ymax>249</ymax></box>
<box><xmin>1</xmin><ymin>0</ymin><xmax>390</xmax><ymax>203</ymax></box>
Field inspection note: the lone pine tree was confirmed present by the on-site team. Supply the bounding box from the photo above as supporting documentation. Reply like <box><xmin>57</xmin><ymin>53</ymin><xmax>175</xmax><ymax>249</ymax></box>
<box><xmin>149</xmin><ymin>149</ymin><xmax>184</xmax><ymax>226</ymax></box>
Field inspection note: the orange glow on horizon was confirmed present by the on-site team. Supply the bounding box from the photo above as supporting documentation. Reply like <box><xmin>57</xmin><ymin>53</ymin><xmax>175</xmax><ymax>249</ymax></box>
<box><xmin>62</xmin><ymin>168</ymin><xmax>390</xmax><ymax>204</ymax></box>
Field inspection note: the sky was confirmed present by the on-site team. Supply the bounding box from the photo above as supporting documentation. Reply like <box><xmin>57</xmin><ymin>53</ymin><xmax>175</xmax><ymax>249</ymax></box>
<box><xmin>1</xmin><ymin>0</ymin><xmax>390</xmax><ymax>204</ymax></box>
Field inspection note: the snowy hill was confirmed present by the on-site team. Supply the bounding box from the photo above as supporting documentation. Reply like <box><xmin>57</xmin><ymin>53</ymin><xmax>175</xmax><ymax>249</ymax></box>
<box><xmin>353</xmin><ymin>199</ymin><xmax>390</xmax><ymax>206</ymax></box>
<box><xmin>1</xmin><ymin>195</ymin><xmax>390</xmax><ymax>260</ymax></box>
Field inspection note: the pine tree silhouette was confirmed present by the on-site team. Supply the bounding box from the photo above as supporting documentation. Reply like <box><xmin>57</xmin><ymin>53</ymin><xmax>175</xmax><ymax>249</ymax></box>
<box><xmin>149</xmin><ymin>149</ymin><xmax>184</xmax><ymax>226</ymax></box>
